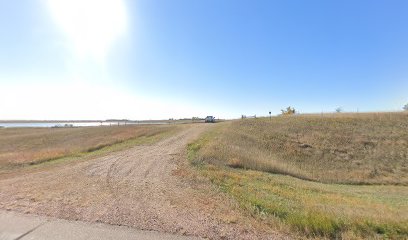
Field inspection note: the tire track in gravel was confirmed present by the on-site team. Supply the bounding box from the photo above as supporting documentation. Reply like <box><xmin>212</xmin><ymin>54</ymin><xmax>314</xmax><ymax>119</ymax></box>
<box><xmin>0</xmin><ymin>124</ymin><xmax>287</xmax><ymax>240</ymax></box>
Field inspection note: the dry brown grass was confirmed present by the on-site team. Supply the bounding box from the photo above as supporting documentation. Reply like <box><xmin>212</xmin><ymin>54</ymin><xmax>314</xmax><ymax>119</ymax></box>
<box><xmin>188</xmin><ymin>114</ymin><xmax>408</xmax><ymax>238</ymax></box>
<box><xmin>197</xmin><ymin>112</ymin><xmax>408</xmax><ymax>185</ymax></box>
<box><xmin>0</xmin><ymin>125</ymin><xmax>177</xmax><ymax>168</ymax></box>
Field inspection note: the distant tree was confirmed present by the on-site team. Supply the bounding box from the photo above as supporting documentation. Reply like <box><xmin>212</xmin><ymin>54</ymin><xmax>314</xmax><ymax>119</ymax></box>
<box><xmin>281</xmin><ymin>106</ymin><xmax>296</xmax><ymax>115</ymax></box>
<box><xmin>335</xmin><ymin>107</ymin><xmax>343</xmax><ymax>113</ymax></box>
<box><xmin>404</xmin><ymin>104</ymin><xmax>408</xmax><ymax>111</ymax></box>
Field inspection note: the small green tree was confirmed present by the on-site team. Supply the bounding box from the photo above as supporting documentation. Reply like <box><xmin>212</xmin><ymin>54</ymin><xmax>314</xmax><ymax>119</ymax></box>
<box><xmin>403</xmin><ymin>104</ymin><xmax>408</xmax><ymax>111</ymax></box>
<box><xmin>335</xmin><ymin>107</ymin><xmax>343</xmax><ymax>113</ymax></box>
<box><xmin>281</xmin><ymin>106</ymin><xmax>296</xmax><ymax>115</ymax></box>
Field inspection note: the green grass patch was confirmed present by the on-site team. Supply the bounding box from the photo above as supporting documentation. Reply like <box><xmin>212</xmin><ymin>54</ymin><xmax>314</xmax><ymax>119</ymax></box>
<box><xmin>193</xmin><ymin>164</ymin><xmax>408</xmax><ymax>239</ymax></box>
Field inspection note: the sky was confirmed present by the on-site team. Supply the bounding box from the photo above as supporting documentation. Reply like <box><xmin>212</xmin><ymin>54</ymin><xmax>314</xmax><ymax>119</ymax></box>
<box><xmin>0</xmin><ymin>0</ymin><xmax>407</xmax><ymax>120</ymax></box>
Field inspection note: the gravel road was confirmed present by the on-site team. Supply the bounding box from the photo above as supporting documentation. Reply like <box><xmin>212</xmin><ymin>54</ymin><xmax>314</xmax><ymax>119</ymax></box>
<box><xmin>0</xmin><ymin>124</ymin><xmax>286</xmax><ymax>239</ymax></box>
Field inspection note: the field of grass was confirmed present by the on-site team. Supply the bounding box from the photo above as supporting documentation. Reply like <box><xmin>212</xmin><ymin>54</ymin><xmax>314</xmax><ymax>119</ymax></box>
<box><xmin>0</xmin><ymin>125</ymin><xmax>178</xmax><ymax>169</ymax></box>
<box><xmin>188</xmin><ymin>112</ymin><xmax>408</xmax><ymax>239</ymax></box>
<box><xmin>194</xmin><ymin>112</ymin><xmax>408</xmax><ymax>185</ymax></box>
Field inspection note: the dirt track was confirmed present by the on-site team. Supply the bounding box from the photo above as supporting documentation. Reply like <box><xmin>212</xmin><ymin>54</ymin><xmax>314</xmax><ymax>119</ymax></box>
<box><xmin>0</xmin><ymin>124</ymin><xmax>285</xmax><ymax>239</ymax></box>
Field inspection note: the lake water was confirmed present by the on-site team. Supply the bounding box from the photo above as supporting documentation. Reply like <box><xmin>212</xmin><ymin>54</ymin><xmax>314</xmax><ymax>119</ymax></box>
<box><xmin>0</xmin><ymin>121</ymin><xmax>167</xmax><ymax>128</ymax></box>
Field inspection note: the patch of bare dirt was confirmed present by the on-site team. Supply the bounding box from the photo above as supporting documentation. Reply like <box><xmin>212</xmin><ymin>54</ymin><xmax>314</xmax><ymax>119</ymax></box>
<box><xmin>0</xmin><ymin>124</ymin><xmax>287</xmax><ymax>239</ymax></box>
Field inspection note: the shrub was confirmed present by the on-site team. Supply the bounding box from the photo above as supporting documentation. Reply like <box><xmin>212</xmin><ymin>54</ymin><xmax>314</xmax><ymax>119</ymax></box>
<box><xmin>281</xmin><ymin>106</ymin><xmax>296</xmax><ymax>115</ymax></box>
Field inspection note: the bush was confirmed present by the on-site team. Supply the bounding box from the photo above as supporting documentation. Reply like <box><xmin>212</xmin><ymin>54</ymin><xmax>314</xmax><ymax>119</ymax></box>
<box><xmin>281</xmin><ymin>106</ymin><xmax>296</xmax><ymax>115</ymax></box>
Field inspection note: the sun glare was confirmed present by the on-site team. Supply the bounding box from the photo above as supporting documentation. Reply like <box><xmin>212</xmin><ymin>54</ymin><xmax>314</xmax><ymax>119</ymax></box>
<box><xmin>46</xmin><ymin>0</ymin><xmax>127</xmax><ymax>61</ymax></box>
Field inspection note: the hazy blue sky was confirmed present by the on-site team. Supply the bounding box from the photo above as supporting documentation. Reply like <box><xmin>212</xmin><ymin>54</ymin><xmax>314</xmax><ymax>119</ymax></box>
<box><xmin>1</xmin><ymin>0</ymin><xmax>407</xmax><ymax>120</ymax></box>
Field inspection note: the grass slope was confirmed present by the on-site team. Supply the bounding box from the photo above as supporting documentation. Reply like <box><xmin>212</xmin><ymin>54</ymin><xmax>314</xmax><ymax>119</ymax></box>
<box><xmin>188</xmin><ymin>113</ymin><xmax>408</xmax><ymax>239</ymax></box>
<box><xmin>195</xmin><ymin>112</ymin><xmax>408</xmax><ymax>185</ymax></box>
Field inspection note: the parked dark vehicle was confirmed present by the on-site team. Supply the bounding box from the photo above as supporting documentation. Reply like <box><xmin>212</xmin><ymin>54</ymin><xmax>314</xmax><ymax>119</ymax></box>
<box><xmin>205</xmin><ymin>116</ymin><xmax>215</xmax><ymax>123</ymax></box>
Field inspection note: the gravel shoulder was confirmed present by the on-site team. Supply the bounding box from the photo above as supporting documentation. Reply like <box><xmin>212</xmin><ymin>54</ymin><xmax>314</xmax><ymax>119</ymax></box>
<box><xmin>0</xmin><ymin>124</ymin><xmax>286</xmax><ymax>239</ymax></box>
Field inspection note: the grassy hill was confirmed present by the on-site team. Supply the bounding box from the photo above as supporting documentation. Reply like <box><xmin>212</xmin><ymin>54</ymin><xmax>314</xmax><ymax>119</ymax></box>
<box><xmin>195</xmin><ymin>112</ymin><xmax>408</xmax><ymax>185</ymax></box>
<box><xmin>189</xmin><ymin>112</ymin><xmax>408</xmax><ymax>239</ymax></box>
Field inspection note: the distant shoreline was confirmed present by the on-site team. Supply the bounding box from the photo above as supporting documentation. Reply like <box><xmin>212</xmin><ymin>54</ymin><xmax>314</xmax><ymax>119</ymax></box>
<box><xmin>0</xmin><ymin>120</ymin><xmax>181</xmax><ymax>123</ymax></box>
<box><xmin>0</xmin><ymin>119</ymin><xmax>211</xmax><ymax>128</ymax></box>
